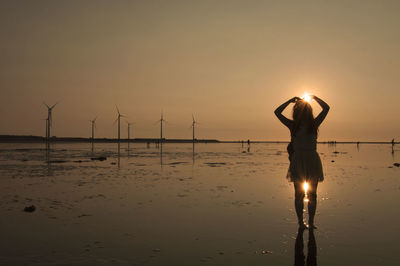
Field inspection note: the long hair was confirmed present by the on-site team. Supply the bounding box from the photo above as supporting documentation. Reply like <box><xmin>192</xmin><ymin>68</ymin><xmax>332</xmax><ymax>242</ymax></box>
<box><xmin>292</xmin><ymin>100</ymin><xmax>317</xmax><ymax>136</ymax></box>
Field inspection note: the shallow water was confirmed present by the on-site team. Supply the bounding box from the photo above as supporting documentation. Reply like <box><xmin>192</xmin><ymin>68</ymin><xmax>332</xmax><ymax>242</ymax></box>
<box><xmin>0</xmin><ymin>142</ymin><xmax>399</xmax><ymax>265</ymax></box>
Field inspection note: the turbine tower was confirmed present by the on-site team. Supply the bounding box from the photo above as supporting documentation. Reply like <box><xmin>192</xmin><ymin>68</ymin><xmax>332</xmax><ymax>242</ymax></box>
<box><xmin>127</xmin><ymin>121</ymin><xmax>132</xmax><ymax>142</ymax></box>
<box><xmin>44</xmin><ymin>118</ymin><xmax>49</xmax><ymax>139</ymax></box>
<box><xmin>159</xmin><ymin>112</ymin><xmax>166</xmax><ymax>144</ymax></box>
<box><xmin>43</xmin><ymin>102</ymin><xmax>57</xmax><ymax>144</ymax></box>
<box><xmin>191</xmin><ymin>114</ymin><xmax>197</xmax><ymax>142</ymax></box>
<box><xmin>90</xmin><ymin>116</ymin><xmax>98</xmax><ymax>142</ymax></box>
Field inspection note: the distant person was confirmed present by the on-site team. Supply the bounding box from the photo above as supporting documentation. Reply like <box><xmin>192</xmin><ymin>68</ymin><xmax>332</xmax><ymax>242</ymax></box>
<box><xmin>274</xmin><ymin>95</ymin><xmax>330</xmax><ymax>229</ymax></box>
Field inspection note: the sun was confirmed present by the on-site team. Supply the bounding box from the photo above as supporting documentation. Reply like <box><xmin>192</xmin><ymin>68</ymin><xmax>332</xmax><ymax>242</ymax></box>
<box><xmin>302</xmin><ymin>93</ymin><xmax>311</xmax><ymax>103</ymax></box>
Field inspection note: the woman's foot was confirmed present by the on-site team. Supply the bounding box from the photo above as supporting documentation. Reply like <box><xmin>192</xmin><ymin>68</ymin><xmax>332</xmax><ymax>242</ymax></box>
<box><xmin>308</xmin><ymin>223</ymin><xmax>317</xmax><ymax>230</ymax></box>
<box><xmin>298</xmin><ymin>222</ymin><xmax>308</xmax><ymax>230</ymax></box>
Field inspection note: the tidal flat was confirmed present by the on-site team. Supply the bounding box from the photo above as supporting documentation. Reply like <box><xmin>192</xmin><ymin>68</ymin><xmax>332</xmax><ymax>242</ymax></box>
<box><xmin>0</xmin><ymin>142</ymin><xmax>399</xmax><ymax>265</ymax></box>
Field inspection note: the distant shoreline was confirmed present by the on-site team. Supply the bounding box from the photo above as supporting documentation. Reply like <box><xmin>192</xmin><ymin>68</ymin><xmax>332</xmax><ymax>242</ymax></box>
<box><xmin>0</xmin><ymin>135</ymin><xmax>219</xmax><ymax>144</ymax></box>
<box><xmin>0</xmin><ymin>135</ymin><xmax>398</xmax><ymax>144</ymax></box>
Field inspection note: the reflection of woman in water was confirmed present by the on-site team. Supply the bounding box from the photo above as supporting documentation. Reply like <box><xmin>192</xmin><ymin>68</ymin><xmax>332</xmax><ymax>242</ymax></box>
<box><xmin>274</xmin><ymin>95</ymin><xmax>329</xmax><ymax>229</ymax></box>
<box><xmin>294</xmin><ymin>227</ymin><xmax>317</xmax><ymax>266</ymax></box>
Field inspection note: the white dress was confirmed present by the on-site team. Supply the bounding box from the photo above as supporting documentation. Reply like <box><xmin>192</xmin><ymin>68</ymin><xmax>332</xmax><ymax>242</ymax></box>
<box><xmin>287</xmin><ymin>125</ymin><xmax>324</xmax><ymax>183</ymax></box>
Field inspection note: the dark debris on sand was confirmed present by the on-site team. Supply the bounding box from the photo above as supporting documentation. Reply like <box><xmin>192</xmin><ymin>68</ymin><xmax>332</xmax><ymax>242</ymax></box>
<box><xmin>90</xmin><ymin>156</ymin><xmax>107</xmax><ymax>161</ymax></box>
<box><xmin>23</xmin><ymin>205</ymin><xmax>36</xmax><ymax>212</ymax></box>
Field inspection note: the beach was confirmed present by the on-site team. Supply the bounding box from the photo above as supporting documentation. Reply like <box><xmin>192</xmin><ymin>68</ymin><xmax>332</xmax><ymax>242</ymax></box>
<box><xmin>0</xmin><ymin>142</ymin><xmax>399</xmax><ymax>265</ymax></box>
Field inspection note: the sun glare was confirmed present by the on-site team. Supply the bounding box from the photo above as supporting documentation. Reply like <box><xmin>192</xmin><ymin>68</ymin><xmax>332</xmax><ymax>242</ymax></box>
<box><xmin>303</xmin><ymin>182</ymin><xmax>309</xmax><ymax>192</ymax></box>
<box><xmin>303</xmin><ymin>182</ymin><xmax>309</xmax><ymax>202</ymax></box>
<box><xmin>302</xmin><ymin>93</ymin><xmax>311</xmax><ymax>103</ymax></box>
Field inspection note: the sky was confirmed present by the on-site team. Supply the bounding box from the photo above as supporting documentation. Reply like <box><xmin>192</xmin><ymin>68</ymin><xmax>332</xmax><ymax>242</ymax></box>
<box><xmin>1</xmin><ymin>0</ymin><xmax>400</xmax><ymax>141</ymax></box>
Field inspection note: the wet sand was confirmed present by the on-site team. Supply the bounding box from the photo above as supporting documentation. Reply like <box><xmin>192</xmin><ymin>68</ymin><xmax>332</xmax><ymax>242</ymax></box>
<box><xmin>0</xmin><ymin>142</ymin><xmax>399</xmax><ymax>265</ymax></box>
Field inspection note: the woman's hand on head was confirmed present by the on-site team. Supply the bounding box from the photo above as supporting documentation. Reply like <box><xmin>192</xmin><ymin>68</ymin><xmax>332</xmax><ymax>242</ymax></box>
<box><xmin>291</xmin><ymin>96</ymin><xmax>301</xmax><ymax>103</ymax></box>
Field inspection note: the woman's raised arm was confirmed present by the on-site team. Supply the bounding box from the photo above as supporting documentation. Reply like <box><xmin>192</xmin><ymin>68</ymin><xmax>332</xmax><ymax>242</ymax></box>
<box><xmin>312</xmin><ymin>95</ymin><xmax>330</xmax><ymax>127</ymax></box>
<box><xmin>274</xmin><ymin>97</ymin><xmax>299</xmax><ymax>128</ymax></box>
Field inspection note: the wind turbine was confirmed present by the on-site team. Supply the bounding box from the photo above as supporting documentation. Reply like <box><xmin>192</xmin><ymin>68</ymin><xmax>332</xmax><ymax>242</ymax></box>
<box><xmin>43</xmin><ymin>102</ymin><xmax>57</xmax><ymax>143</ymax></box>
<box><xmin>114</xmin><ymin>106</ymin><xmax>125</xmax><ymax>143</ymax></box>
<box><xmin>127</xmin><ymin>121</ymin><xmax>133</xmax><ymax>142</ymax></box>
<box><xmin>158</xmin><ymin>111</ymin><xmax>166</xmax><ymax>144</ymax></box>
<box><xmin>191</xmin><ymin>114</ymin><xmax>198</xmax><ymax>142</ymax></box>
<box><xmin>90</xmin><ymin>116</ymin><xmax>98</xmax><ymax>142</ymax></box>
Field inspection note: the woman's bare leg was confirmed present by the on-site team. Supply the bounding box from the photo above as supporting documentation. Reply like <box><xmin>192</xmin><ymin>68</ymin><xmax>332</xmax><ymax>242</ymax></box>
<box><xmin>294</xmin><ymin>181</ymin><xmax>306</xmax><ymax>228</ymax></box>
<box><xmin>308</xmin><ymin>181</ymin><xmax>318</xmax><ymax>229</ymax></box>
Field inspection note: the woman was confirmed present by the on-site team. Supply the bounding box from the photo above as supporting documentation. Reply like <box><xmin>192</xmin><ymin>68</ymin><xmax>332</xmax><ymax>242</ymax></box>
<box><xmin>274</xmin><ymin>95</ymin><xmax>329</xmax><ymax>229</ymax></box>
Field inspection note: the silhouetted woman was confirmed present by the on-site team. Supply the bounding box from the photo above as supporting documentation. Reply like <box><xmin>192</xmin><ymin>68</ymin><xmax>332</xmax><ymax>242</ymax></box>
<box><xmin>274</xmin><ymin>95</ymin><xmax>329</xmax><ymax>229</ymax></box>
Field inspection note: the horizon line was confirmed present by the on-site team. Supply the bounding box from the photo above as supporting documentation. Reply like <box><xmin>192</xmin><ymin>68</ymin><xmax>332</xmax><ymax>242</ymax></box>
<box><xmin>0</xmin><ymin>134</ymin><xmax>398</xmax><ymax>144</ymax></box>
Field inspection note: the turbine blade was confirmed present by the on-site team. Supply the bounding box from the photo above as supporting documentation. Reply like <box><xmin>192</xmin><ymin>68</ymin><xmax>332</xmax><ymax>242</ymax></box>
<box><xmin>113</xmin><ymin>117</ymin><xmax>119</xmax><ymax>125</ymax></box>
<box><xmin>50</xmin><ymin>102</ymin><xmax>58</xmax><ymax>109</ymax></box>
<box><xmin>163</xmin><ymin>119</ymin><xmax>172</xmax><ymax>125</ymax></box>
<box><xmin>115</xmin><ymin>105</ymin><xmax>120</xmax><ymax>115</ymax></box>
<box><xmin>43</xmin><ymin>102</ymin><xmax>50</xmax><ymax>109</ymax></box>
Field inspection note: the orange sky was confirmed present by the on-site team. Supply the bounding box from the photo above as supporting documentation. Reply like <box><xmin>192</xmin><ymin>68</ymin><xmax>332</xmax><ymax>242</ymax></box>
<box><xmin>1</xmin><ymin>1</ymin><xmax>399</xmax><ymax>141</ymax></box>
